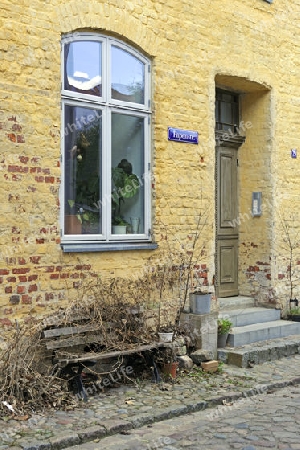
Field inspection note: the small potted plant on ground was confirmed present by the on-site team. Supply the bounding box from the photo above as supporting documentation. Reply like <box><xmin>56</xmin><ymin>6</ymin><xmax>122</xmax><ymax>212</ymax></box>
<box><xmin>188</xmin><ymin>268</ymin><xmax>213</xmax><ymax>315</ymax></box>
<box><xmin>158</xmin><ymin>321</ymin><xmax>175</xmax><ymax>343</ymax></box>
<box><xmin>189</xmin><ymin>288</ymin><xmax>212</xmax><ymax>315</ymax></box>
<box><xmin>217</xmin><ymin>317</ymin><xmax>233</xmax><ymax>348</ymax></box>
<box><xmin>286</xmin><ymin>304</ymin><xmax>300</xmax><ymax>322</ymax></box>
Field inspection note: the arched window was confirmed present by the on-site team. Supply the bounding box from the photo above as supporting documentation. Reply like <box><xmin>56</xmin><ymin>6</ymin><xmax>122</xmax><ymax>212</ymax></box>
<box><xmin>61</xmin><ymin>33</ymin><xmax>152</xmax><ymax>250</ymax></box>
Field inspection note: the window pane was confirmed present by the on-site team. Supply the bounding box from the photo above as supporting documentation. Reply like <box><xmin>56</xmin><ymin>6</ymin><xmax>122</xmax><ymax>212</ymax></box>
<box><xmin>111</xmin><ymin>113</ymin><xmax>144</xmax><ymax>235</ymax></box>
<box><xmin>232</xmin><ymin>103</ymin><xmax>239</xmax><ymax>126</ymax></box>
<box><xmin>220</xmin><ymin>101</ymin><xmax>233</xmax><ymax>125</ymax></box>
<box><xmin>65</xmin><ymin>41</ymin><xmax>102</xmax><ymax>96</ymax></box>
<box><xmin>64</xmin><ymin>105</ymin><xmax>102</xmax><ymax>235</ymax></box>
<box><xmin>111</xmin><ymin>46</ymin><xmax>145</xmax><ymax>104</ymax></box>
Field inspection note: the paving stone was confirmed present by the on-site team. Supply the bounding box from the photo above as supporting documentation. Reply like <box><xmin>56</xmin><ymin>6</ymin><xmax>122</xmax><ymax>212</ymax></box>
<box><xmin>77</xmin><ymin>425</ymin><xmax>106</xmax><ymax>441</ymax></box>
<box><xmin>1</xmin><ymin>355</ymin><xmax>300</xmax><ymax>449</ymax></box>
<box><xmin>235</xmin><ymin>423</ymin><xmax>249</xmax><ymax>429</ymax></box>
<box><xmin>49</xmin><ymin>433</ymin><xmax>80</xmax><ymax>447</ymax></box>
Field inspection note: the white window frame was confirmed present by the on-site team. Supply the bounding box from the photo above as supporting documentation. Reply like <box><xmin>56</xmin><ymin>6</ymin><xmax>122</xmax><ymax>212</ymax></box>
<box><xmin>60</xmin><ymin>32</ymin><xmax>152</xmax><ymax>248</ymax></box>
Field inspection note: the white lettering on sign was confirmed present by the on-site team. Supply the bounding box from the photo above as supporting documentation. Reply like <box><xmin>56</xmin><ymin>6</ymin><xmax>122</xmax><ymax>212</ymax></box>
<box><xmin>168</xmin><ymin>127</ymin><xmax>198</xmax><ymax>144</ymax></box>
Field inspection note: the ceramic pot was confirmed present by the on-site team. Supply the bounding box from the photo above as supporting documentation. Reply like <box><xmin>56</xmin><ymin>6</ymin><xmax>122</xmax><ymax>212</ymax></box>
<box><xmin>287</xmin><ymin>314</ymin><xmax>300</xmax><ymax>322</ymax></box>
<box><xmin>158</xmin><ymin>332</ymin><xmax>174</xmax><ymax>343</ymax></box>
<box><xmin>112</xmin><ymin>225</ymin><xmax>127</xmax><ymax>234</ymax></box>
<box><xmin>65</xmin><ymin>215</ymin><xmax>82</xmax><ymax>235</ymax></box>
<box><xmin>130</xmin><ymin>217</ymin><xmax>140</xmax><ymax>233</ymax></box>
<box><xmin>163</xmin><ymin>361</ymin><xmax>178</xmax><ymax>378</ymax></box>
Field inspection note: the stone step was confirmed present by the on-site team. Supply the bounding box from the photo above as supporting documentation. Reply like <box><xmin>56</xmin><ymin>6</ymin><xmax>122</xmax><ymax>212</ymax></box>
<box><xmin>218</xmin><ymin>335</ymin><xmax>300</xmax><ymax>368</ymax></box>
<box><xmin>227</xmin><ymin>320</ymin><xmax>300</xmax><ymax>347</ymax></box>
<box><xmin>219</xmin><ymin>307</ymin><xmax>281</xmax><ymax>327</ymax></box>
<box><xmin>218</xmin><ymin>296</ymin><xmax>255</xmax><ymax>311</ymax></box>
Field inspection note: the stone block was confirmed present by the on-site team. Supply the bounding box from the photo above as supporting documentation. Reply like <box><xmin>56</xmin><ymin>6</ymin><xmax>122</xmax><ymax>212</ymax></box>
<box><xmin>174</xmin><ymin>336</ymin><xmax>185</xmax><ymax>346</ymax></box>
<box><xmin>180</xmin><ymin>312</ymin><xmax>217</xmax><ymax>358</ymax></box>
<box><xmin>190</xmin><ymin>349</ymin><xmax>214</xmax><ymax>364</ymax></box>
<box><xmin>201</xmin><ymin>360</ymin><xmax>219</xmax><ymax>372</ymax></box>
<box><xmin>177</xmin><ymin>355</ymin><xmax>193</xmax><ymax>370</ymax></box>
<box><xmin>174</xmin><ymin>345</ymin><xmax>187</xmax><ymax>356</ymax></box>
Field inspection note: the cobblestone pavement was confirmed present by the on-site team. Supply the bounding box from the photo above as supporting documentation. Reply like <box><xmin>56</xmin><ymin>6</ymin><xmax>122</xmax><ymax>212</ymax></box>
<box><xmin>65</xmin><ymin>384</ymin><xmax>300</xmax><ymax>450</ymax></box>
<box><xmin>1</xmin><ymin>355</ymin><xmax>300</xmax><ymax>449</ymax></box>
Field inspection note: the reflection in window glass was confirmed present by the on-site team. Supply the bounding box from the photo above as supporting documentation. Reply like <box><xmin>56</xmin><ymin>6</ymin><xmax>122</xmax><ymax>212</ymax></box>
<box><xmin>111</xmin><ymin>46</ymin><xmax>144</xmax><ymax>104</ymax></box>
<box><xmin>215</xmin><ymin>89</ymin><xmax>239</xmax><ymax>132</ymax></box>
<box><xmin>64</xmin><ymin>105</ymin><xmax>102</xmax><ymax>235</ymax></box>
<box><xmin>65</xmin><ymin>41</ymin><xmax>102</xmax><ymax>96</ymax></box>
<box><xmin>111</xmin><ymin>113</ymin><xmax>144</xmax><ymax>235</ymax></box>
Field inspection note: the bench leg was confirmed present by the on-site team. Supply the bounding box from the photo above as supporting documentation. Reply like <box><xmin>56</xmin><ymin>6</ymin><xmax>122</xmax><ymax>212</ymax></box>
<box><xmin>61</xmin><ymin>363</ymin><xmax>88</xmax><ymax>401</ymax></box>
<box><xmin>73</xmin><ymin>365</ymin><xmax>88</xmax><ymax>402</ymax></box>
<box><xmin>151</xmin><ymin>358</ymin><xmax>162</xmax><ymax>383</ymax></box>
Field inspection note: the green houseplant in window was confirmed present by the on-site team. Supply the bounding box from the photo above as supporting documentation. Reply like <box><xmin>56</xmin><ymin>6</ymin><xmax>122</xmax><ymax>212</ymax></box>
<box><xmin>111</xmin><ymin>159</ymin><xmax>140</xmax><ymax>234</ymax></box>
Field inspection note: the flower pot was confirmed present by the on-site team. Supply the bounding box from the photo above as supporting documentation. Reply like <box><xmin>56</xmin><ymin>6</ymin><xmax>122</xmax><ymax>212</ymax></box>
<box><xmin>189</xmin><ymin>293</ymin><xmax>211</xmax><ymax>315</ymax></box>
<box><xmin>65</xmin><ymin>215</ymin><xmax>82</xmax><ymax>235</ymax></box>
<box><xmin>112</xmin><ymin>225</ymin><xmax>127</xmax><ymax>234</ymax></box>
<box><xmin>130</xmin><ymin>217</ymin><xmax>140</xmax><ymax>234</ymax></box>
<box><xmin>158</xmin><ymin>332</ymin><xmax>174</xmax><ymax>343</ymax></box>
<box><xmin>163</xmin><ymin>362</ymin><xmax>178</xmax><ymax>379</ymax></box>
<box><xmin>83</xmin><ymin>223</ymin><xmax>99</xmax><ymax>234</ymax></box>
<box><xmin>287</xmin><ymin>314</ymin><xmax>300</xmax><ymax>322</ymax></box>
<box><xmin>217</xmin><ymin>333</ymin><xmax>229</xmax><ymax>348</ymax></box>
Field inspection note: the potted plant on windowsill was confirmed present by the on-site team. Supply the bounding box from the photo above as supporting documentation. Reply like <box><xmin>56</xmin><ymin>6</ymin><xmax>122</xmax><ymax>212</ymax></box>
<box><xmin>112</xmin><ymin>216</ymin><xmax>130</xmax><ymax>234</ymax></box>
<box><xmin>111</xmin><ymin>159</ymin><xmax>140</xmax><ymax>234</ymax></box>
<box><xmin>217</xmin><ymin>317</ymin><xmax>233</xmax><ymax>348</ymax></box>
<box><xmin>82</xmin><ymin>210</ymin><xmax>100</xmax><ymax>234</ymax></box>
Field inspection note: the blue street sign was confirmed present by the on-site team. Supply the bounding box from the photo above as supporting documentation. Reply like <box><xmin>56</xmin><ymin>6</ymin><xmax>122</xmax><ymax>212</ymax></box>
<box><xmin>168</xmin><ymin>127</ymin><xmax>198</xmax><ymax>144</ymax></box>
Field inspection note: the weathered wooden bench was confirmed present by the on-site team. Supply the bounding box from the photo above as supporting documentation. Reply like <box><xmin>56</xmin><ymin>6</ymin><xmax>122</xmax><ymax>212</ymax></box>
<box><xmin>41</xmin><ymin>320</ymin><xmax>173</xmax><ymax>401</ymax></box>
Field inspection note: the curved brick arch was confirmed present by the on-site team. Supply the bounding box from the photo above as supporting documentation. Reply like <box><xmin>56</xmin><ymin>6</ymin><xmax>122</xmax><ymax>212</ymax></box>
<box><xmin>55</xmin><ymin>1</ymin><xmax>160</xmax><ymax>58</ymax></box>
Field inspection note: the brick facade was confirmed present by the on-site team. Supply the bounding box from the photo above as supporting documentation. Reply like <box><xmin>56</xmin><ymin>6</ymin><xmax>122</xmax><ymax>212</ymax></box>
<box><xmin>0</xmin><ymin>0</ymin><xmax>299</xmax><ymax>330</ymax></box>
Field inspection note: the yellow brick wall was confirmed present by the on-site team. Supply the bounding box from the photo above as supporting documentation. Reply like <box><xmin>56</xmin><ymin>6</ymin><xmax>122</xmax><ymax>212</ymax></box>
<box><xmin>0</xmin><ymin>0</ymin><xmax>299</xmax><ymax>328</ymax></box>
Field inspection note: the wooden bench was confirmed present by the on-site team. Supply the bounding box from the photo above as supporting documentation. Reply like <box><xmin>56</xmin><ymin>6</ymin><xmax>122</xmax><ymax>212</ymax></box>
<box><xmin>41</xmin><ymin>321</ymin><xmax>173</xmax><ymax>401</ymax></box>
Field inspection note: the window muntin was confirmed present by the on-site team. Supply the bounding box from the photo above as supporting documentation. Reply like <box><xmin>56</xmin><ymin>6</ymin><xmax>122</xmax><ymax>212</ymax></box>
<box><xmin>61</xmin><ymin>33</ymin><xmax>151</xmax><ymax>244</ymax></box>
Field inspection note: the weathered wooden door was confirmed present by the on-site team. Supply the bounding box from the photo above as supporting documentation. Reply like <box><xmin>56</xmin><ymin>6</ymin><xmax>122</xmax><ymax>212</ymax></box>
<box><xmin>216</xmin><ymin>134</ymin><xmax>245</xmax><ymax>297</ymax></box>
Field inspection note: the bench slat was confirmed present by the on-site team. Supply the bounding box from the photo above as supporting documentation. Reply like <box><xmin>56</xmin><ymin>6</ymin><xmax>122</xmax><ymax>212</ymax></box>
<box><xmin>42</xmin><ymin>323</ymin><xmax>100</xmax><ymax>339</ymax></box>
<box><xmin>56</xmin><ymin>342</ymin><xmax>173</xmax><ymax>364</ymax></box>
<box><xmin>44</xmin><ymin>333</ymin><xmax>106</xmax><ymax>350</ymax></box>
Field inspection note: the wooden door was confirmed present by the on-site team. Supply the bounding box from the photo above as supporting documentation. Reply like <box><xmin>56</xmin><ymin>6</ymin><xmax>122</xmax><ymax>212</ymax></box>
<box><xmin>216</xmin><ymin>145</ymin><xmax>238</xmax><ymax>297</ymax></box>
<box><xmin>216</xmin><ymin>134</ymin><xmax>245</xmax><ymax>297</ymax></box>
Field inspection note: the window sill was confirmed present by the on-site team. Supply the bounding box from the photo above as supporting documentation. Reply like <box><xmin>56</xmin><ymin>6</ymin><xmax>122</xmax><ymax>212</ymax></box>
<box><xmin>61</xmin><ymin>242</ymin><xmax>158</xmax><ymax>253</ymax></box>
